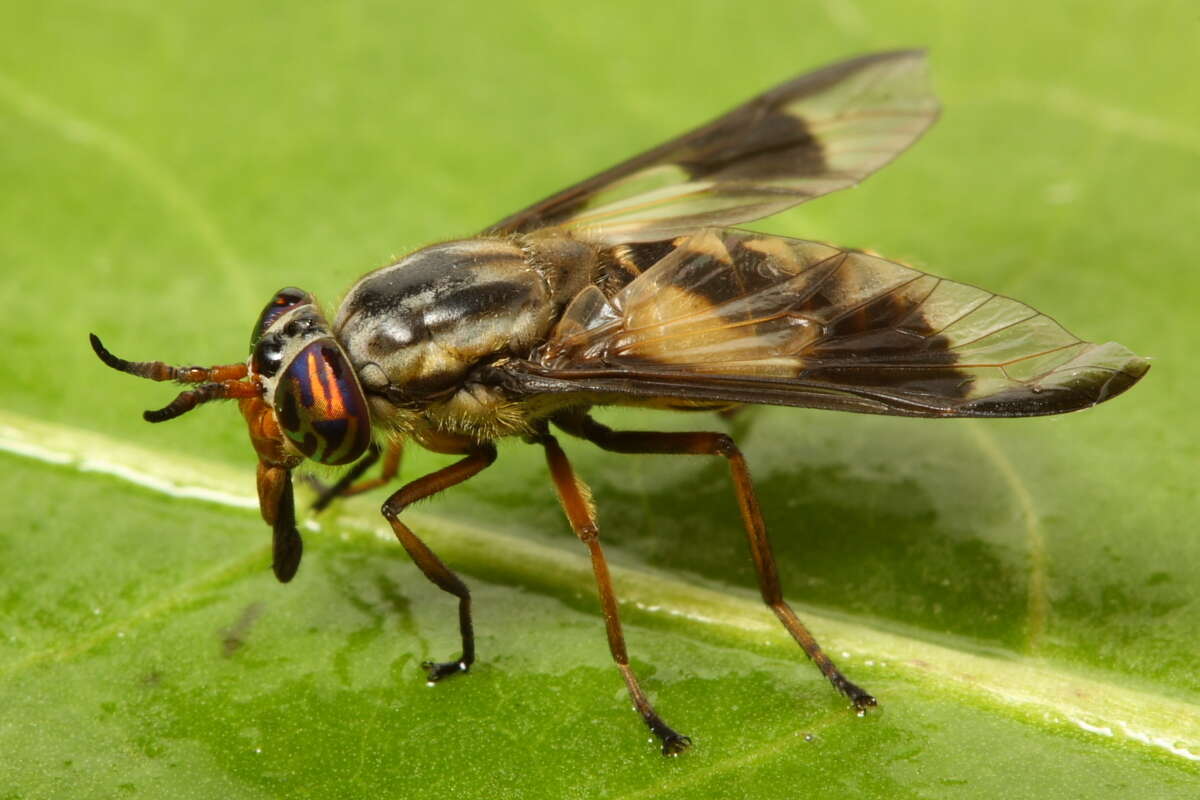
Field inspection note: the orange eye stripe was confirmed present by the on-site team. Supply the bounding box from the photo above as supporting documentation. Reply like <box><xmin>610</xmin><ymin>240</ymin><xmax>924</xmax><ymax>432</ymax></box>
<box><xmin>274</xmin><ymin>340</ymin><xmax>369</xmax><ymax>465</ymax></box>
<box><xmin>305</xmin><ymin>351</ymin><xmax>327</xmax><ymax>410</ymax></box>
<box><xmin>304</xmin><ymin>348</ymin><xmax>346</xmax><ymax>418</ymax></box>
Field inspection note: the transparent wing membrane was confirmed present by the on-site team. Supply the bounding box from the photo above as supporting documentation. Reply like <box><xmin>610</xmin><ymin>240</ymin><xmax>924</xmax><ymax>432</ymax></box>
<box><xmin>487</xmin><ymin>51</ymin><xmax>938</xmax><ymax>244</ymax></box>
<box><xmin>520</xmin><ymin>230</ymin><xmax>1148</xmax><ymax>418</ymax></box>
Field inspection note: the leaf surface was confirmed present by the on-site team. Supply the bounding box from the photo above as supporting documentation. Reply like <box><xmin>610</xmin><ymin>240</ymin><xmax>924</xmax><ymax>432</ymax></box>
<box><xmin>1</xmin><ymin>1</ymin><xmax>1197</xmax><ymax>797</ymax></box>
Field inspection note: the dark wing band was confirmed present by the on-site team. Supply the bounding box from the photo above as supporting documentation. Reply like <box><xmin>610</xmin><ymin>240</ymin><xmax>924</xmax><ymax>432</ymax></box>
<box><xmin>499</xmin><ymin>230</ymin><xmax>1148</xmax><ymax>418</ymax></box>
<box><xmin>485</xmin><ymin>50</ymin><xmax>939</xmax><ymax>244</ymax></box>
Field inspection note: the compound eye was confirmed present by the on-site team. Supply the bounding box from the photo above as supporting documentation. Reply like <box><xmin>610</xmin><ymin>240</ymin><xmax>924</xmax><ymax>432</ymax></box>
<box><xmin>250</xmin><ymin>287</ymin><xmax>313</xmax><ymax>350</ymax></box>
<box><xmin>251</xmin><ymin>334</ymin><xmax>285</xmax><ymax>378</ymax></box>
<box><xmin>273</xmin><ymin>340</ymin><xmax>371</xmax><ymax>465</ymax></box>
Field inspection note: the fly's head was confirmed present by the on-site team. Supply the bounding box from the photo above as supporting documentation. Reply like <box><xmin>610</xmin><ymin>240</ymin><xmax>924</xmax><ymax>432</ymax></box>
<box><xmin>90</xmin><ymin>287</ymin><xmax>372</xmax><ymax>583</ymax></box>
<box><xmin>249</xmin><ymin>288</ymin><xmax>373</xmax><ymax>468</ymax></box>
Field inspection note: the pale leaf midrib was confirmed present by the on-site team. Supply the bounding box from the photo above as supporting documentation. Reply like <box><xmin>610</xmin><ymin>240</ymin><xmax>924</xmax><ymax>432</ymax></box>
<box><xmin>1</xmin><ymin>409</ymin><xmax>1197</xmax><ymax>767</ymax></box>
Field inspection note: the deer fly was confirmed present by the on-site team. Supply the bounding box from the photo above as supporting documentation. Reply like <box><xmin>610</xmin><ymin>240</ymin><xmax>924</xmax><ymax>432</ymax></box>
<box><xmin>91</xmin><ymin>50</ymin><xmax>1148</xmax><ymax>755</ymax></box>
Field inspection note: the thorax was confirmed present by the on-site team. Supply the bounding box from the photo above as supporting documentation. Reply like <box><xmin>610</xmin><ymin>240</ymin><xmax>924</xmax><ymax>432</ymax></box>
<box><xmin>333</xmin><ymin>234</ymin><xmax>595</xmax><ymax>438</ymax></box>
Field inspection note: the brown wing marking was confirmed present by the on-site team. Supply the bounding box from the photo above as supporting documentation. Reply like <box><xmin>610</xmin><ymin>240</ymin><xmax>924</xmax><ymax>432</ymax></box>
<box><xmin>520</xmin><ymin>230</ymin><xmax>1148</xmax><ymax>418</ymax></box>
<box><xmin>596</xmin><ymin>239</ymin><xmax>681</xmax><ymax>295</ymax></box>
<box><xmin>486</xmin><ymin>50</ymin><xmax>939</xmax><ymax>243</ymax></box>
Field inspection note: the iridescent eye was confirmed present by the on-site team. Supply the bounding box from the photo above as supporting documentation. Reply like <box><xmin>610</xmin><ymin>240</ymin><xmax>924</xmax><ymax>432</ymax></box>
<box><xmin>250</xmin><ymin>287</ymin><xmax>312</xmax><ymax>350</ymax></box>
<box><xmin>273</xmin><ymin>340</ymin><xmax>371</xmax><ymax>465</ymax></box>
<box><xmin>251</xmin><ymin>334</ymin><xmax>285</xmax><ymax>378</ymax></box>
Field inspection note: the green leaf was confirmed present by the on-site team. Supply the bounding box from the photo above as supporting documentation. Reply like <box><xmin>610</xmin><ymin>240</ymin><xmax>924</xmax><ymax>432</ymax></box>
<box><xmin>2</xmin><ymin>1</ymin><xmax>1197</xmax><ymax>797</ymax></box>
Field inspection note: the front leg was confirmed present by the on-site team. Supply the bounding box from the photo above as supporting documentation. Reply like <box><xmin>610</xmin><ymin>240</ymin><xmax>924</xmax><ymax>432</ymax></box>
<box><xmin>311</xmin><ymin>439</ymin><xmax>404</xmax><ymax>511</ymax></box>
<box><xmin>380</xmin><ymin>441</ymin><xmax>496</xmax><ymax>681</ymax></box>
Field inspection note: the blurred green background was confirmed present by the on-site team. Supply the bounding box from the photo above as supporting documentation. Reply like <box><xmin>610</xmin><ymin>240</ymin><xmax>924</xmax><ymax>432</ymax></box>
<box><xmin>2</xmin><ymin>1</ymin><xmax>1198</xmax><ymax>797</ymax></box>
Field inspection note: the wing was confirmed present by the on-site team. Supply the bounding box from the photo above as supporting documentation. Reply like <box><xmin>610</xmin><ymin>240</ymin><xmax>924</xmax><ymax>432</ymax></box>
<box><xmin>499</xmin><ymin>230</ymin><xmax>1148</xmax><ymax>418</ymax></box>
<box><xmin>485</xmin><ymin>50</ymin><xmax>939</xmax><ymax>244</ymax></box>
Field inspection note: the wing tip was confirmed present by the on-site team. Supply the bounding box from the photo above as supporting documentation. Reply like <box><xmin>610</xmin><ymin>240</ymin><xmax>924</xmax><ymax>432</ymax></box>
<box><xmin>959</xmin><ymin>342</ymin><xmax>1149</xmax><ymax>417</ymax></box>
<box><xmin>779</xmin><ymin>48</ymin><xmax>934</xmax><ymax>96</ymax></box>
<box><xmin>832</xmin><ymin>48</ymin><xmax>930</xmax><ymax>69</ymax></box>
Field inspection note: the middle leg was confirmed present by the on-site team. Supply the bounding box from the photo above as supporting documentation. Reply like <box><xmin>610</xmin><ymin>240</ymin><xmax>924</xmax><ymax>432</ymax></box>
<box><xmin>538</xmin><ymin>430</ymin><xmax>692</xmax><ymax>755</ymax></box>
<box><xmin>554</xmin><ymin>411</ymin><xmax>875</xmax><ymax>712</ymax></box>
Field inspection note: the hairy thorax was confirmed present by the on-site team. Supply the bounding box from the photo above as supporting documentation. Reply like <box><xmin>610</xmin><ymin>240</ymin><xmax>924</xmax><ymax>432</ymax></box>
<box><xmin>334</xmin><ymin>234</ymin><xmax>595</xmax><ymax>440</ymax></box>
